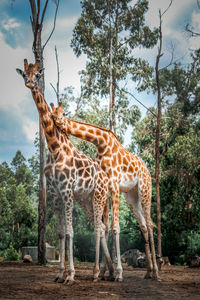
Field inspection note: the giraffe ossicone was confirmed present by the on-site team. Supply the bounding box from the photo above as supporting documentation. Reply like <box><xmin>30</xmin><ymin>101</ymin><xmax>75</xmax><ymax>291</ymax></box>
<box><xmin>52</xmin><ymin>102</ymin><xmax>160</xmax><ymax>281</ymax></box>
<box><xmin>16</xmin><ymin>59</ymin><xmax>114</xmax><ymax>283</ymax></box>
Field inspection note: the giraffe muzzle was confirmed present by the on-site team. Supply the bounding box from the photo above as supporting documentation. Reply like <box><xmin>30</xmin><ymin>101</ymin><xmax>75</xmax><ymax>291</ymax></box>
<box><xmin>25</xmin><ymin>80</ymin><xmax>35</xmax><ymax>89</ymax></box>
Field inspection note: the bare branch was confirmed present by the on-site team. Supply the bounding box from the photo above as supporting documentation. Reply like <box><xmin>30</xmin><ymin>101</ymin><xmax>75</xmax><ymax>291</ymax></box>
<box><xmin>29</xmin><ymin>0</ymin><xmax>37</xmax><ymax>30</ymax></box>
<box><xmin>55</xmin><ymin>46</ymin><xmax>60</xmax><ymax>104</ymax></box>
<box><xmin>161</xmin><ymin>0</ymin><xmax>173</xmax><ymax>17</ymax></box>
<box><xmin>36</xmin><ymin>0</ymin><xmax>40</xmax><ymax>27</ymax></box>
<box><xmin>117</xmin><ymin>86</ymin><xmax>157</xmax><ymax>117</ymax></box>
<box><xmin>50</xmin><ymin>45</ymin><xmax>61</xmax><ymax>104</ymax></box>
<box><xmin>43</xmin><ymin>0</ymin><xmax>59</xmax><ymax>50</ymax></box>
<box><xmin>50</xmin><ymin>82</ymin><xmax>57</xmax><ymax>95</ymax></box>
<box><xmin>185</xmin><ymin>1</ymin><xmax>200</xmax><ymax>37</ymax></box>
<box><xmin>186</xmin><ymin>23</ymin><xmax>200</xmax><ymax>37</ymax></box>
<box><xmin>40</xmin><ymin>0</ymin><xmax>49</xmax><ymax>26</ymax></box>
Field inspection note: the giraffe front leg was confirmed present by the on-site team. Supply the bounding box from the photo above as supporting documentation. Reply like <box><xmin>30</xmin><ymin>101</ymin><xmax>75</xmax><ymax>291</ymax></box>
<box><xmin>93</xmin><ymin>229</ymin><xmax>100</xmax><ymax>282</ymax></box>
<box><xmin>110</xmin><ymin>188</ymin><xmax>123</xmax><ymax>282</ymax></box>
<box><xmin>64</xmin><ymin>197</ymin><xmax>75</xmax><ymax>285</ymax></box>
<box><xmin>64</xmin><ymin>227</ymin><xmax>75</xmax><ymax>284</ymax></box>
<box><xmin>99</xmin><ymin>198</ymin><xmax>110</xmax><ymax>280</ymax></box>
<box><xmin>55</xmin><ymin>207</ymin><xmax>66</xmax><ymax>283</ymax></box>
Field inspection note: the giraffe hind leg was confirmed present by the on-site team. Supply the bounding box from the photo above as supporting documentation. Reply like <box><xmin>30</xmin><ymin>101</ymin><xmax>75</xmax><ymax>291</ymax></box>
<box><xmin>93</xmin><ymin>184</ymin><xmax>114</xmax><ymax>282</ymax></box>
<box><xmin>100</xmin><ymin>222</ymin><xmax>114</xmax><ymax>281</ymax></box>
<box><xmin>123</xmin><ymin>189</ymin><xmax>154</xmax><ymax>279</ymax></box>
<box><xmin>145</xmin><ymin>212</ymin><xmax>160</xmax><ymax>280</ymax></box>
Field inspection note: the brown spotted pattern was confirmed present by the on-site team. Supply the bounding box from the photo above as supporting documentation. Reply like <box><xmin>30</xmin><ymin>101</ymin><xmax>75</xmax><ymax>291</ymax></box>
<box><xmin>16</xmin><ymin>60</ymin><xmax>114</xmax><ymax>284</ymax></box>
<box><xmin>52</xmin><ymin>103</ymin><xmax>159</xmax><ymax>281</ymax></box>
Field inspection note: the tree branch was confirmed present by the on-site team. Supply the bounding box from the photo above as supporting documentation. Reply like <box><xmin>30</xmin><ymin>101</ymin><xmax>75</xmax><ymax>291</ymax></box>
<box><xmin>117</xmin><ymin>86</ymin><xmax>157</xmax><ymax>117</ymax></box>
<box><xmin>186</xmin><ymin>24</ymin><xmax>200</xmax><ymax>37</ymax></box>
<box><xmin>50</xmin><ymin>83</ymin><xmax>57</xmax><ymax>96</ymax></box>
<box><xmin>36</xmin><ymin>0</ymin><xmax>40</xmax><ymax>26</ymax></box>
<box><xmin>29</xmin><ymin>0</ymin><xmax>37</xmax><ymax>30</ymax></box>
<box><xmin>50</xmin><ymin>45</ymin><xmax>61</xmax><ymax>104</ymax></box>
<box><xmin>161</xmin><ymin>0</ymin><xmax>173</xmax><ymax>17</ymax></box>
<box><xmin>43</xmin><ymin>0</ymin><xmax>59</xmax><ymax>50</ymax></box>
<box><xmin>40</xmin><ymin>0</ymin><xmax>49</xmax><ymax>26</ymax></box>
<box><xmin>55</xmin><ymin>46</ymin><xmax>60</xmax><ymax>104</ymax></box>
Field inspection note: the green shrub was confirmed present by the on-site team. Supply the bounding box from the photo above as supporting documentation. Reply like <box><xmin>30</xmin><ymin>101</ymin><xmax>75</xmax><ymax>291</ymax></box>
<box><xmin>3</xmin><ymin>243</ymin><xmax>20</xmax><ymax>261</ymax></box>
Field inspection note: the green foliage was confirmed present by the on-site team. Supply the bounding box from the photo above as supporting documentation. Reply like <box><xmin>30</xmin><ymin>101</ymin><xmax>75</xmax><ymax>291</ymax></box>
<box><xmin>74</xmin><ymin>232</ymin><xmax>95</xmax><ymax>262</ymax></box>
<box><xmin>130</xmin><ymin>50</ymin><xmax>200</xmax><ymax>262</ymax></box>
<box><xmin>119</xmin><ymin>195</ymin><xmax>145</xmax><ymax>253</ymax></box>
<box><xmin>0</xmin><ymin>151</ymin><xmax>38</xmax><ymax>257</ymax></box>
<box><xmin>73</xmin><ymin>201</ymin><xmax>96</xmax><ymax>262</ymax></box>
<box><xmin>71</xmin><ymin>0</ymin><xmax>154</xmax><ymax>132</ymax></box>
<box><xmin>3</xmin><ymin>243</ymin><xmax>20</xmax><ymax>261</ymax></box>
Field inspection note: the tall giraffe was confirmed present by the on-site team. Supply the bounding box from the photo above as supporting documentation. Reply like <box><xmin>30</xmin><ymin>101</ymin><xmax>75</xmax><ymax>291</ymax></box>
<box><xmin>51</xmin><ymin>103</ymin><xmax>159</xmax><ymax>281</ymax></box>
<box><xmin>16</xmin><ymin>59</ymin><xmax>114</xmax><ymax>284</ymax></box>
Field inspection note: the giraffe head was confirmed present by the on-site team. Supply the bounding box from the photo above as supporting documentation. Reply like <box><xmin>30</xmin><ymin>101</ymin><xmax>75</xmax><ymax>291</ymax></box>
<box><xmin>16</xmin><ymin>59</ymin><xmax>44</xmax><ymax>89</ymax></box>
<box><xmin>51</xmin><ymin>102</ymin><xmax>67</xmax><ymax>128</ymax></box>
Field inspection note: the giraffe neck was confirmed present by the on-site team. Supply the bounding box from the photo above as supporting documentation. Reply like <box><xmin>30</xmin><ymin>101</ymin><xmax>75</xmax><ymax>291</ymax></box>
<box><xmin>31</xmin><ymin>87</ymin><xmax>73</xmax><ymax>156</ymax></box>
<box><xmin>63</xmin><ymin>118</ymin><xmax>114</xmax><ymax>154</ymax></box>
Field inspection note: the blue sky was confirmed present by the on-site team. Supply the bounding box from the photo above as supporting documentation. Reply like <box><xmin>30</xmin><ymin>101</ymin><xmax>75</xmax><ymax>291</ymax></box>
<box><xmin>0</xmin><ymin>0</ymin><xmax>199</xmax><ymax>164</ymax></box>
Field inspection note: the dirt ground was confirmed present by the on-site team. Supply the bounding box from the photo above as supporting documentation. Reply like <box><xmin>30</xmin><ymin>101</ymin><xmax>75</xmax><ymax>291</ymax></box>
<box><xmin>0</xmin><ymin>261</ymin><xmax>200</xmax><ymax>300</ymax></box>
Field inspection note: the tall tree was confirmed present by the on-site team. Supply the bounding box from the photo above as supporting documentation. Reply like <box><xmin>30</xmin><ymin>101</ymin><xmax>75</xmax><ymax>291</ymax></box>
<box><xmin>71</xmin><ymin>0</ymin><xmax>158</xmax><ymax>133</ymax></box>
<box><xmin>29</xmin><ymin>0</ymin><xmax>59</xmax><ymax>264</ymax></box>
<box><xmin>154</xmin><ymin>1</ymin><xmax>173</xmax><ymax>259</ymax></box>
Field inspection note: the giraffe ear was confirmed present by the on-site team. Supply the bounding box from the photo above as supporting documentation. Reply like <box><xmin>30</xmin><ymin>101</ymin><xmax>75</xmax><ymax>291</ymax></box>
<box><xmin>16</xmin><ymin>68</ymin><xmax>24</xmax><ymax>77</ymax></box>
<box><xmin>38</xmin><ymin>68</ymin><xmax>44</xmax><ymax>76</ymax></box>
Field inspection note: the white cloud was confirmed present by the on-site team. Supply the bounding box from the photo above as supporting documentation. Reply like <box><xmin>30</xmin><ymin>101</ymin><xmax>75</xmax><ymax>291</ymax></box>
<box><xmin>0</xmin><ymin>14</ymin><xmax>86</xmax><ymax>145</ymax></box>
<box><xmin>22</xmin><ymin>119</ymin><xmax>39</xmax><ymax>143</ymax></box>
<box><xmin>188</xmin><ymin>11</ymin><xmax>200</xmax><ymax>49</ymax></box>
<box><xmin>0</xmin><ymin>34</ymin><xmax>33</xmax><ymax>110</ymax></box>
<box><xmin>1</xmin><ymin>17</ymin><xmax>21</xmax><ymax>31</ymax></box>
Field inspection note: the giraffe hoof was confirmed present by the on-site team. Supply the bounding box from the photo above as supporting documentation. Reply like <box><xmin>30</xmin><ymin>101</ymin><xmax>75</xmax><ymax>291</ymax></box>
<box><xmin>93</xmin><ymin>278</ymin><xmax>100</xmax><ymax>283</ymax></box>
<box><xmin>152</xmin><ymin>274</ymin><xmax>161</xmax><ymax>281</ymax></box>
<box><xmin>115</xmin><ymin>277</ymin><xmax>123</xmax><ymax>282</ymax></box>
<box><xmin>100</xmin><ymin>276</ymin><xmax>105</xmax><ymax>281</ymax></box>
<box><xmin>107</xmin><ymin>275</ymin><xmax>115</xmax><ymax>282</ymax></box>
<box><xmin>54</xmin><ymin>275</ymin><xmax>65</xmax><ymax>283</ymax></box>
<box><xmin>64</xmin><ymin>279</ymin><xmax>75</xmax><ymax>285</ymax></box>
<box><xmin>57</xmin><ymin>278</ymin><xmax>65</xmax><ymax>283</ymax></box>
<box><xmin>144</xmin><ymin>272</ymin><xmax>152</xmax><ymax>279</ymax></box>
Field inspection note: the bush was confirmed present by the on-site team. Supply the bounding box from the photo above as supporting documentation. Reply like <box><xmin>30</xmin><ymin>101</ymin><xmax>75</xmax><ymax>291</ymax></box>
<box><xmin>3</xmin><ymin>243</ymin><xmax>20</xmax><ymax>261</ymax></box>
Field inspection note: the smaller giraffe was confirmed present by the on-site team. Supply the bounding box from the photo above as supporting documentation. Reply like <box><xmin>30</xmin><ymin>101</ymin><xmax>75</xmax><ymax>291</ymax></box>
<box><xmin>16</xmin><ymin>60</ymin><xmax>114</xmax><ymax>283</ymax></box>
<box><xmin>51</xmin><ymin>103</ymin><xmax>159</xmax><ymax>281</ymax></box>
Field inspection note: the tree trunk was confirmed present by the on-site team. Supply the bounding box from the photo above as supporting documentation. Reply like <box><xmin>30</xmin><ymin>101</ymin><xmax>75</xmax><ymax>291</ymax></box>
<box><xmin>29</xmin><ymin>0</ymin><xmax>59</xmax><ymax>265</ymax></box>
<box><xmin>35</xmin><ymin>34</ymin><xmax>47</xmax><ymax>266</ymax></box>
<box><xmin>155</xmin><ymin>9</ymin><xmax>162</xmax><ymax>259</ymax></box>
<box><xmin>155</xmin><ymin>95</ymin><xmax>162</xmax><ymax>258</ymax></box>
<box><xmin>38</xmin><ymin>121</ymin><xmax>47</xmax><ymax>265</ymax></box>
<box><xmin>109</xmin><ymin>36</ymin><xmax>114</xmax><ymax>131</ymax></box>
<box><xmin>30</xmin><ymin>10</ymin><xmax>47</xmax><ymax>264</ymax></box>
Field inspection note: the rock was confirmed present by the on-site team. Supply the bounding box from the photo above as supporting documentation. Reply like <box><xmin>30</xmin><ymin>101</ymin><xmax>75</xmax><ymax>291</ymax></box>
<box><xmin>187</xmin><ymin>256</ymin><xmax>200</xmax><ymax>267</ymax></box>
<box><xmin>121</xmin><ymin>249</ymin><xmax>146</xmax><ymax>268</ymax></box>
<box><xmin>121</xmin><ymin>249</ymin><xmax>171</xmax><ymax>270</ymax></box>
<box><xmin>23</xmin><ymin>254</ymin><xmax>33</xmax><ymax>263</ymax></box>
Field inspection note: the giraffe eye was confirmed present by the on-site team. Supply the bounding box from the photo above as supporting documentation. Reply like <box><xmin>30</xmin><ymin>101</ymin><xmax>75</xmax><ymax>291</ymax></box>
<box><xmin>35</xmin><ymin>73</ymin><xmax>40</xmax><ymax>79</ymax></box>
